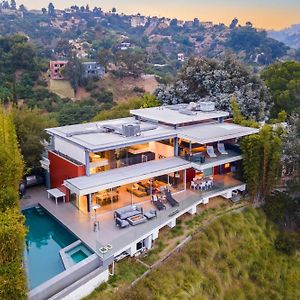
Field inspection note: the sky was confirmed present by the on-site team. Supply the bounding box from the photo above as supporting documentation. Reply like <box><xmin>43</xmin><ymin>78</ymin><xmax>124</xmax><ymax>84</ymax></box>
<box><xmin>19</xmin><ymin>0</ymin><xmax>300</xmax><ymax>30</ymax></box>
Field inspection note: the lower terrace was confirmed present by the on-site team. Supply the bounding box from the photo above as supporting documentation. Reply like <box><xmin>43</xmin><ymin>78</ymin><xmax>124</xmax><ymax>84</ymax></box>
<box><xmin>22</xmin><ymin>174</ymin><xmax>245</xmax><ymax>263</ymax></box>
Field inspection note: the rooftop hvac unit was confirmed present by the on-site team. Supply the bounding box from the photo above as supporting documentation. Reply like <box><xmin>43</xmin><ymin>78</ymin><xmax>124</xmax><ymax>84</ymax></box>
<box><xmin>122</xmin><ymin>124</ymin><xmax>141</xmax><ymax>137</ymax></box>
<box><xmin>199</xmin><ymin>101</ymin><xmax>215</xmax><ymax>112</ymax></box>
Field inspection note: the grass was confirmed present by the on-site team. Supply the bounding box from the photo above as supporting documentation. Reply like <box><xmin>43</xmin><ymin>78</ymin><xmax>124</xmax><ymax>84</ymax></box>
<box><xmin>83</xmin><ymin>258</ymin><xmax>147</xmax><ymax>300</ymax></box>
<box><xmin>141</xmin><ymin>240</ymin><xmax>167</xmax><ymax>265</ymax></box>
<box><xmin>49</xmin><ymin>79</ymin><xmax>74</xmax><ymax>98</ymax></box>
<box><xmin>117</xmin><ymin>208</ymin><xmax>300</xmax><ymax>300</ymax></box>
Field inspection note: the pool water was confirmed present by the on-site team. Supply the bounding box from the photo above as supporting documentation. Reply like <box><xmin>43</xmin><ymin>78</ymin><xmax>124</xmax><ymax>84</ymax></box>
<box><xmin>23</xmin><ymin>206</ymin><xmax>77</xmax><ymax>290</ymax></box>
<box><xmin>71</xmin><ymin>250</ymin><xmax>88</xmax><ymax>263</ymax></box>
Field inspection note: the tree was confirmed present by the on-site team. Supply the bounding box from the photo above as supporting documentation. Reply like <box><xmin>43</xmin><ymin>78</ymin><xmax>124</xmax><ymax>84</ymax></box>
<box><xmin>92</xmin><ymin>95</ymin><xmax>159</xmax><ymax>121</ymax></box>
<box><xmin>13</xmin><ymin>108</ymin><xmax>57</xmax><ymax>172</ymax></box>
<box><xmin>10</xmin><ymin>0</ymin><xmax>16</xmax><ymax>10</ymax></box>
<box><xmin>240</xmin><ymin>125</ymin><xmax>282</xmax><ymax>202</ymax></box>
<box><xmin>0</xmin><ymin>106</ymin><xmax>27</xmax><ymax>299</ymax></box>
<box><xmin>170</xmin><ymin>18</ymin><xmax>178</xmax><ymax>27</ymax></box>
<box><xmin>229</xmin><ymin>18</ymin><xmax>238</xmax><ymax>29</ymax></box>
<box><xmin>57</xmin><ymin>101</ymin><xmax>99</xmax><ymax>126</ymax></box>
<box><xmin>62</xmin><ymin>56</ymin><xmax>84</xmax><ymax>93</ymax></box>
<box><xmin>114</xmin><ymin>49</ymin><xmax>146</xmax><ymax>78</ymax></box>
<box><xmin>261</xmin><ymin>61</ymin><xmax>300</xmax><ymax>117</ymax></box>
<box><xmin>97</xmin><ymin>48</ymin><xmax>113</xmax><ymax>72</ymax></box>
<box><xmin>41</xmin><ymin>7</ymin><xmax>47</xmax><ymax>14</ymax></box>
<box><xmin>48</xmin><ymin>2</ymin><xmax>55</xmax><ymax>17</ymax></box>
<box><xmin>18</xmin><ymin>4</ymin><xmax>27</xmax><ymax>12</ymax></box>
<box><xmin>226</xmin><ymin>26</ymin><xmax>288</xmax><ymax>64</ymax></box>
<box><xmin>155</xmin><ymin>55</ymin><xmax>271</xmax><ymax>121</ymax></box>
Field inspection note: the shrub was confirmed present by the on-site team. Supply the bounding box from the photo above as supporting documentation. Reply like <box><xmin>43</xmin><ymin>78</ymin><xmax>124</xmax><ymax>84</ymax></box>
<box><xmin>274</xmin><ymin>232</ymin><xmax>299</xmax><ymax>256</ymax></box>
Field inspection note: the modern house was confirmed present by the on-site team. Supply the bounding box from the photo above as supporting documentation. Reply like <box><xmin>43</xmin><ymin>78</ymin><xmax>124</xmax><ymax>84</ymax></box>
<box><xmin>29</xmin><ymin>102</ymin><xmax>259</xmax><ymax>298</ymax></box>
<box><xmin>43</xmin><ymin>103</ymin><xmax>258</xmax><ymax>259</ymax></box>
<box><xmin>82</xmin><ymin>62</ymin><xmax>105</xmax><ymax>78</ymax></box>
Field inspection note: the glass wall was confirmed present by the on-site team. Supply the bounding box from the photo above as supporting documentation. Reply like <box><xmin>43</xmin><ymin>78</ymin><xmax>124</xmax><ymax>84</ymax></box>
<box><xmin>89</xmin><ymin>139</ymin><xmax>175</xmax><ymax>175</ymax></box>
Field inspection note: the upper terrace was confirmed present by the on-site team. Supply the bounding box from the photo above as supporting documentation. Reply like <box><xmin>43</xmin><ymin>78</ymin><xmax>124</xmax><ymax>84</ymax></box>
<box><xmin>130</xmin><ymin>104</ymin><xmax>229</xmax><ymax>126</ymax></box>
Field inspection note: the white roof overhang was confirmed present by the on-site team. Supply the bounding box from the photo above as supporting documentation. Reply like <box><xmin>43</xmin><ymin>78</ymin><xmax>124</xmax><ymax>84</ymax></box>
<box><xmin>64</xmin><ymin>157</ymin><xmax>191</xmax><ymax>196</ymax></box>
<box><xmin>178</xmin><ymin>123</ymin><xmax>259</xmax><ymax>144</ymax></box>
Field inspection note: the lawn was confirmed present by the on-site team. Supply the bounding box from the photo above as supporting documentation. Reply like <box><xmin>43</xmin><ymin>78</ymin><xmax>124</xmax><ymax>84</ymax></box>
<box><xmin>49</xmin><ymin>79</ymin><xmax>75</xmax><ymax>99</ymax></box>
<box><xmin>104</xmin><ymin>208</ymin><xmax>299</xmax><ymax>300</ymax></box>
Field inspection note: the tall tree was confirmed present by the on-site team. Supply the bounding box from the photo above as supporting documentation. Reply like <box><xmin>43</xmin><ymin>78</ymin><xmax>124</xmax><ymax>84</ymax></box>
<box><xmin>261</xmin><ymin>61</ymin><xmax>300</xmax><ymax>117</ymax></box>
<box><xmin>48</xmin><ymin>2</ymin><xmax>55</xmax><ymax>17</ymax></box>
<box><xmin>155</xmin><ymin>55</ymin><xmax>271</xmax><ymax>121</ymax></box>
<box><xmin>13</xmin><ymin>108</ymin><xmax>57</xmax><ymax>173</ymax></box>
<box><xmin>231</xmin><ymin>101</ymin><xmax>283</xmax><ymax>202</ymax></box>
<box><xmin>0</xmin><ymin>106</ymin><xmax>27</xmax><ymax>299</ymax></box>
<box><xmin>62</xmin><ymin>56</ymin><xmax>84</xmax><ymax>94</ymax></box>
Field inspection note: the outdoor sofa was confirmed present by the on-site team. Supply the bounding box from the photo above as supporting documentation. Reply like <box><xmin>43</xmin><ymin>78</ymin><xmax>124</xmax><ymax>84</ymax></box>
<box><xmin>115</xmin><ymin>217</ymin><xmax>130</xmax><ymax>228</ymax></box>
<box><xmin>114</xmin><ymin>205</ymin><xmax>143</xmax><ymax>220</ymax></box>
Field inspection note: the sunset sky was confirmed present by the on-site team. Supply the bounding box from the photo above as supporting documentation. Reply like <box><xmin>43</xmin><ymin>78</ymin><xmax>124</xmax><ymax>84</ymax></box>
<box><xmin>20</xmin><ymin>0</ymin><xmax>300</xmax><ymax>30</ymax></box>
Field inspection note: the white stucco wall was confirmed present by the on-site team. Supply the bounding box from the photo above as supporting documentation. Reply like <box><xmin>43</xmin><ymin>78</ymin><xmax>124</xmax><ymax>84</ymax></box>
<box><xmin>54</xmin><ymin>137</ymin><xmax>86</xmax><ymax>164</ymax></box>
<box><xmin>61</xmin><ymin>269</ymin><xmax>109</xmax><ymax>300</ymax></box>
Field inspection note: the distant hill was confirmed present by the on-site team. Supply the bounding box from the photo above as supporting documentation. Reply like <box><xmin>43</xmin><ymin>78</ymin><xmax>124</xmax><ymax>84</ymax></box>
<box><xmin>268</xmin><ymin>24</ymin><xmax>300</xmax><ymax>49</ymax></box>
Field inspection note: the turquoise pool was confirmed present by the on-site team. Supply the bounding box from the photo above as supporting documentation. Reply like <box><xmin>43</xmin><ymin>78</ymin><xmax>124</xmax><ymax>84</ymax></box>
<box><xmin>23</xmin><ymin>206</ymin><xmax>77</xmax><ymax>290</ymax></box>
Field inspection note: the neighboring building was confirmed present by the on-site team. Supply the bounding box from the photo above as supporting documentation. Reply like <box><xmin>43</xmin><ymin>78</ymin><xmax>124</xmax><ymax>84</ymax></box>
<box><xmin>49</xmin><ymin>60</ymin><xmax>68</xmax><ymax>80</ymax></box>
<box><xmin>177</xmin><ymin>53</ymin><xmax>185</xmax><ymax>62</ymax></box>
<box><xmin>131</xmin><ymin>14</ymin><xmax>148</xmax><ymax>27</ymax></box>
<box><xmin>82</xmin><ymin>62</ymin><xmax>105</xmax><ymax>78</ymax></box>
<box><xmin>201</xmin><ymin>21</ymin><xmax>214</xmax><ymax>28</ymax></box>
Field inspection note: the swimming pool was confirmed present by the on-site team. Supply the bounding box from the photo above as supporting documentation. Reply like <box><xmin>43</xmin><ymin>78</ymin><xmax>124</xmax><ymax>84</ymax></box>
<box><xmin>23</xmin><ymin>206</ymin><xmax>77</xmax><ymax>289</ymax></box>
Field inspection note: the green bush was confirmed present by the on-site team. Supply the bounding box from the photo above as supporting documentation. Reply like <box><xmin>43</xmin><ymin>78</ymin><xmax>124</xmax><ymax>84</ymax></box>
<box><xmin>274</xmin><ymin>232</ymin><xmax>299</xmax><ymax>255</ymax></box>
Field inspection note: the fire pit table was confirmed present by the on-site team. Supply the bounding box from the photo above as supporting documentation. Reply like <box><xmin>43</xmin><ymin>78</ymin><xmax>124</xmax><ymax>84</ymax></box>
<box><xmin>127</xmin><ymin>214</ymin><xmax>147</xmax><ymax>226</ymax></box>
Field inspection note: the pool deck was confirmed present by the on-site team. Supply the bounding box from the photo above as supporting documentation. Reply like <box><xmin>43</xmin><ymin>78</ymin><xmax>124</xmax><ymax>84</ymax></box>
<box><xmin>22</xmin><ymin>175</ymin><xmax>245</xmax><ymax>262</ymax></box>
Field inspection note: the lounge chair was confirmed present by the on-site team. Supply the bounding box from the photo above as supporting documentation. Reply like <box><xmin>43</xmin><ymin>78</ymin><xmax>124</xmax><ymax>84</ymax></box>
<box><xmin>206</xmin><ymin>146</ymin><xmax>217</xmax><ymax>158</ymax></box>
<box><xmin>165</xmin><ymin>191</ymin><xmax>179</xmax><ymax>207</ymax></box>
<box><xmin>144</xmin><ymin>209</ymin><xmax>157</xmax><ymax>220</ymax></box>
<box><xmin>217</xmin><ymin>143</ymin><xmax>228</xmax><ymax>155</ymax></box>
<box><xmin>115</xmin><ymin>217</ymin><xmax>130</xmax><ymax>228</ymax></box>
<box><xmin>151</xmin><ymin>195</ymin><xmax>166</xmax><ymax>210</ymax></box>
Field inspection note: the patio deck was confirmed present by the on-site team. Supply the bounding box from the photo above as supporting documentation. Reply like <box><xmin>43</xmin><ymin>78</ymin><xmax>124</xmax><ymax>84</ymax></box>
<box><xmin>21</xmin><ymin>175</ymin><xmax>245</xmax><ymax>262</ymax></box>
<box><xmin>183</xmin><ymin>149</ymin><xmax>242</xmax><ymax>171</ymax></box>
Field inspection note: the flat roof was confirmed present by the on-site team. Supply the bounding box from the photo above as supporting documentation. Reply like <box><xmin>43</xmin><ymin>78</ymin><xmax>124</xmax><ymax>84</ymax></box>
<box><xmin>46</xmin><ymin>117</ymin><xmax>176</xmax><ymax>151</ymax></box>
<box><xmin>64</xmin><ymin>157</ymin><xmax>191</xmax><ymax>195</ymax></box>
<box><xmin>130</xmin><ymin>106</ymin><xmax>229</xmax><ymax>125</ymax></box>
<box><xmin>178</xmin><ymin>123</ymin><xmax>259</xmax><ymax>144</ymax></box>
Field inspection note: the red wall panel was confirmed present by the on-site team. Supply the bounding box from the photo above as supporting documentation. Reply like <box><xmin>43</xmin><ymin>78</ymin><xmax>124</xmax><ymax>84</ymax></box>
<box><xmin>49</xmin><ymin>151</ymin><xmax>86</xmax><ymax>190</ymax></box>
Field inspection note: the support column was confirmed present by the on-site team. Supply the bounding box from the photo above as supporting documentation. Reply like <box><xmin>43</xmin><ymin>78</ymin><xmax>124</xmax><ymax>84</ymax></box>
<box><xmin>129</xmin><ymin>243</ymin><xmax>137</xmax><ymax>256</ymax></box>
<box><xmin>87</xmin><ymin>194</ymin><xmax>92</xmax><ymax>213</ymax></box>
<box><xmin>184</xmin><ymin>169</ymin><xmax>187</xmax><ymax>191</ymax></box>
<box><xmin>144</xmin><ymin>235</ymin><xmax>152</xmax><ymax>250</ymax></box>
<box><xmin>168</xmin><ymin>218</ymin><xmax>176</xmax><ymax>228</ymax></box>
<box><xmin>152</xmin><ymin>229</ymin><xmax>159</xmax><ymax>240</ymax></box>
<box><xmin>174</xmin><ymin>137</ymin><xmax>179</xmax><ymax>157</ymax></box>
<box><xmin>218</xmin><ymin>117</ymin><xmax>224</xmax><ymax>123</ymax></box>
<box><xmin>85</xmin><ymin>150</ymin><xmax>90</xmax><ymax>176</ymax></box>
<box><xmin>188</xmin><ymin>205</ymin><xmax>197</xmax><ymax>215</ymax></box>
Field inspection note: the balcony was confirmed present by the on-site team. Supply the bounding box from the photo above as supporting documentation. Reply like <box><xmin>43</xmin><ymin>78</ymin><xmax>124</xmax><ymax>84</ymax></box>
<box><xmin>181</xmin><ymin>145</ymin><xmax>242</xmax><ymax>171</ymax></box>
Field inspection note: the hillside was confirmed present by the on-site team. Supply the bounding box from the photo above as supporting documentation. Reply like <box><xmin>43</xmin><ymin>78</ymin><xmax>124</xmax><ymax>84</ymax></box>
<box><xmin>0</xmin><ymin>6</ymin><xmax>291</xmax><ymax>77</ymax></box>
<box><xmin>268</xmin><ymin>24</ymin><xmax>300</xmax><ymax>49</ymax></box>
<box><xmin>88</xmin><ymin>208</ymin><xmax>300</xmax><ymax>300</ymax></box>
